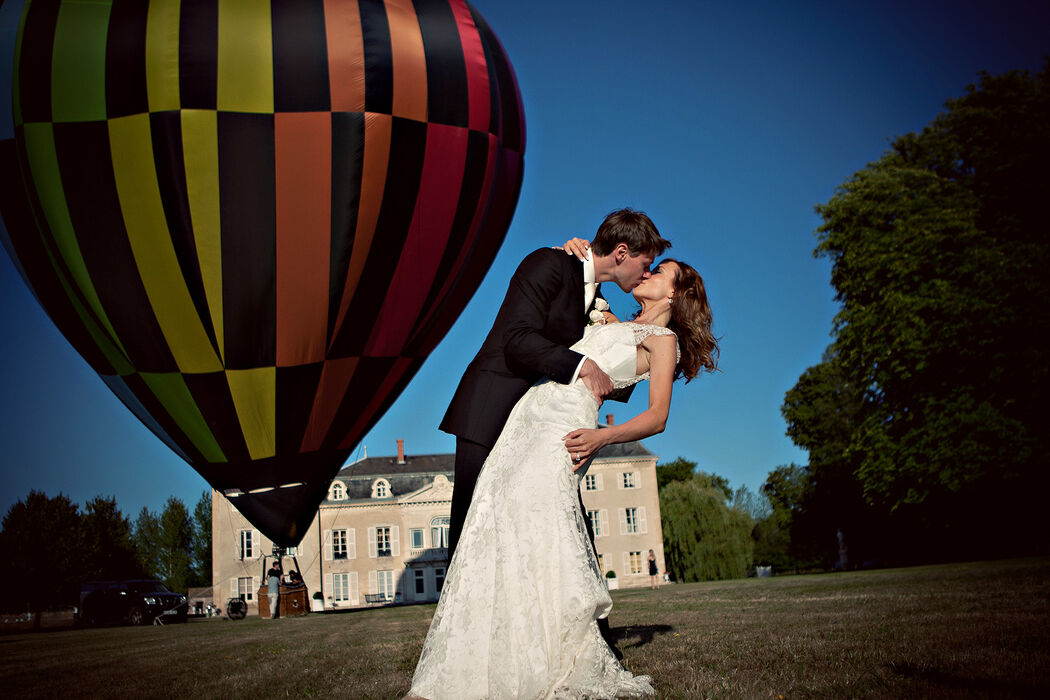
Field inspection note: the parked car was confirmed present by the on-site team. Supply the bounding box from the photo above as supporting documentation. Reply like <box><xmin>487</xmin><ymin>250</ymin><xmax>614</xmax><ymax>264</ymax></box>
<box><xmin>76</xmin><ymin>580</ymin><xmax>188</xmax><ymax>626</ymax></box>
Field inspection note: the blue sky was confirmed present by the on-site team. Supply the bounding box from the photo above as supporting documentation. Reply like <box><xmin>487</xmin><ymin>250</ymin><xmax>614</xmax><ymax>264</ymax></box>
<box><xmin>1</xmin><ymin>0</ymin><xmax>1047</xmax><ymax>522</ymax></box>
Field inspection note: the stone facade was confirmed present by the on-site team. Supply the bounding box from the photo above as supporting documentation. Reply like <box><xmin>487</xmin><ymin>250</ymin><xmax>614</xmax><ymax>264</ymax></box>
<box><xmin>213</xmin><ymin>433</ymin><xmax>665</xmax><ymax>614</ymax></box>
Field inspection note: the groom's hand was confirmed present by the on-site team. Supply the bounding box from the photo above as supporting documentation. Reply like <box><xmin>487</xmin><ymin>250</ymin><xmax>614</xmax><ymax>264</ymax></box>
<box><xmin>579</xmin><ymin>359</ymin><xmax>613</xmax><ymax>403</ymax></box>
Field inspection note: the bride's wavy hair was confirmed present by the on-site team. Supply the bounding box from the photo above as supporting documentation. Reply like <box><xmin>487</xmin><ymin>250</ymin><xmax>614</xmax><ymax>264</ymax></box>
<box><xmin>662</xmin><ymin>258</ymin><xmax>719</xmax><ymax>382</ymax></box>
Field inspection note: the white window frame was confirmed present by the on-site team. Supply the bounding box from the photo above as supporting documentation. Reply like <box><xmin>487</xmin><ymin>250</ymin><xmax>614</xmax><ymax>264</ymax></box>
<box><xmin>620</xmin><ymin>472</ymin><xmax>637</xmax><ymax>489</ymax></box>
<box><xmin>584</xmin><ymin>474</ymin><xmax>597</xmax><ymax>491</ymax></box>
<box><xmin>413</xmin><ymin>569</ymin><xmax>425</xmax><ymax>595</ymax></box>
<box><xmin>410</xmin><ymin>528</ymin><xmax>425</xmax><ymax>549</ymax></box>
<box><xmin>239</xmin><ymin>530</ymin><xmax>257</xmax><ymax>560</ymax></box>
<box><xmin>625</xmin><ymin>507</ymin><xmax>638</xmax><ymax>534</ymax></box>
<box><xmin>371</xmin><ymin>478</ymin><xmax>391</xmax><ymax>498</ymax></box>
<box><xmin>626</xmin><ymin>550</ymin><xmax>644</xmax><ymax>575</ymax></box>
<box><xmin>324</xmin><ymin>528</ymin><xmax>356</xmax><ymax>561</ymax></box>
<box><xmin>588</xmin><ymin>509</ymin><xmax>608</xmax><ymax>538</ymax></box>
<box><xmin>333</xmin><ymin>529</ymin><xmax>348</xmax><ymax>559</ymax></box>
<box><xmin>325</xmin><ymin>571</ymin><xmax>358</xmax><ymax>606</ymax></box>
<box><xmin>619</xmin><ymin>507</ymin><xmax>647</xmax><ymax>535</ymax></box>
<box><xmin>368</xmin><ymin>525</ymin><xmax>400</xmax><ymax>558</ymax></box>
<box><xmin>376</xmin><ymin>570</ymin><xmax>395</xmax><ymax>601</ymax></box>
<box><xmin>236</xmin><ymin>576</ymin><xmax>256</xmax><ymax>602</ymax></box>
<box><xmin>430</xmin><ymin>516</ymin><xmax>450</xmax><ymax>549</ymax></box>
<box><xmin>376</xmin><ymin>526</ymin><xmax>391</xmax><ymax>556</ymax></box>
<box><xmin>332</xmin><ymin>573</ymin><xmax>350</xmax><ymax>603</ymax></box>
<box><xmin>329</xmin><ymin>481</ymin><xmax>346</xmax><ymax>501</ymax></box>
<box><xmin>435</xmin><ymin>567</ymin><xmax>446</xmax><ymax>593</ymax></box>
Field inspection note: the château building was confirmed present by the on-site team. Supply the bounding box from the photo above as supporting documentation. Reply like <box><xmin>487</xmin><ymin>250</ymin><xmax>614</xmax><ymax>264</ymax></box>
<box><xmin>212</xmin><ymin>420</ymin><xmax>665</xmax><ymax>614</ymax></box>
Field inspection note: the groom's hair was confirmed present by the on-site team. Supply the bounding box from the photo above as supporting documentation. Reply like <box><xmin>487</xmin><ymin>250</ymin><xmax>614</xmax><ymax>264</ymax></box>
<box><xmin>590</xmin><ymin>208</ymin><xmax>671</xmax><ymax>258</ymax></box>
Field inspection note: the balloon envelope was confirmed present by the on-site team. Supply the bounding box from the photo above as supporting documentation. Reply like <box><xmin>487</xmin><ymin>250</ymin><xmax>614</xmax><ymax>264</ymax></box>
<box><xmin>0</xmin><ymin>0</ymin><xmax>524</xmax><ymax>545</ymax></box>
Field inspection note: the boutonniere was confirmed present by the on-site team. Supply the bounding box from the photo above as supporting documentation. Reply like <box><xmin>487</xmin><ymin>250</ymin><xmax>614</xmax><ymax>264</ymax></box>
<box><xmin>588</xmin><ymin>298</ymin><xmax>610</xmax><ymax>325</ymax></box>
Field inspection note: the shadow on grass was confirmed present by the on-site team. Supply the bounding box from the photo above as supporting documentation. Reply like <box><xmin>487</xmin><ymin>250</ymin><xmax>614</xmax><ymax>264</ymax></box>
<box><xmin>890</xmin><ymin>661</ymin><xmax>1049</xmax><ymax>698</ymax></box>
<box><xmin>614</xmin><ymin>623</ymin><xmax>674</xmax><ymax>649</ymax></box>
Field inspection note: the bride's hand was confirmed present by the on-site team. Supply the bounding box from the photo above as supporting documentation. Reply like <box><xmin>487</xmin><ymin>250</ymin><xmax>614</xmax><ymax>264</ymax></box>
<box><xmin>553</xmin><ymin>237</ymin><xmax>591</xmax><ymax>260</ymax></box>
<box><xmin>563</xmin><ymin>428</ymin><xmax>611</xmax><ymax>471</ymax></box>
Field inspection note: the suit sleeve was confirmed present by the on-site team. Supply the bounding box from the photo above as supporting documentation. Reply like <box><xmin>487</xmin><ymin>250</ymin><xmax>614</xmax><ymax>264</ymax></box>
<box><xmin>501</xmin><ymin>251</ymin><xmax>584</xmax><ymax>384</ymax></box>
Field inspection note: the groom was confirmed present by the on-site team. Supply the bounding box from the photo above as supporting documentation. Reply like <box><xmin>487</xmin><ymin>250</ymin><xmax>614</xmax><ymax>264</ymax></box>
<box><xmin>441</xmin><ymin>208</ymin><xmax>671</xmax><ymax>559</ymax></box>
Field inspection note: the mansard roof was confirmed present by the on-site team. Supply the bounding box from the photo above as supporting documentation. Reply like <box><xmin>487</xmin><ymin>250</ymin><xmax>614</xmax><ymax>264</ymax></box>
<box><xmin>324</xmin><ymin>453</ymin><xmax>454</xmax><ymax>502</ymax></box>
<box><xmin>325</xmin><ymin>429</ymin><xmax>654</xmax><ymax>502</ymax></box>
<box><xmin>593</xmin><ymin>440</ymin><xmax>655</xmax><ymax>459</ymax></box>
<box><xmin>337</xmin><ymin>453</ymin><xmax>455</xmax><ymax>478</ymax></box>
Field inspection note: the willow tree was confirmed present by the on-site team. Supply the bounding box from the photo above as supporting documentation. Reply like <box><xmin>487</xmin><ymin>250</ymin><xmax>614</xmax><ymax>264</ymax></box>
<box><xmin>660</xmin><ymin>474</ymin><xmax>753</xmax><ymax>581</ymax></box>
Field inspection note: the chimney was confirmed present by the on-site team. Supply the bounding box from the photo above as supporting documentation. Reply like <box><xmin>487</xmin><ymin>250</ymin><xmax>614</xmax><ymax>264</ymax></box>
<box><xmin>396</xmin><ymin>439</ymin><xmax>405</xmax><ymax>464</ymax></box>
<box><xmin>606</xmin><ymin>413</ymin><xmax>615</xmax><ymax>426</ymax></box>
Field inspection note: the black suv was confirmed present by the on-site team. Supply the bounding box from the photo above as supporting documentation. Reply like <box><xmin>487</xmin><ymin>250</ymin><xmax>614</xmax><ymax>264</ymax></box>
<box><xmin>76</xmin><ymin>580</ymin><xmax>188</xmax><ymax>626</ymax></box>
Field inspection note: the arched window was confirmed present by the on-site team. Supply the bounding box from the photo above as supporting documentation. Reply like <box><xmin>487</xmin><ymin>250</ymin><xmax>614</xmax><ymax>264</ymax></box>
<box><xmin>431</xmin><ymin>516</ymin><xmax>450</xmax><ymax>549</ymax></box>
<box><xmin>329</xmin><ymin>481</ymin><xmax>346</xmax><ymax>501</ymax></box>
<box><xmin>372</xmin><ymin>478</ymin><xmax>391</xmax><ymax>498</ymax></box>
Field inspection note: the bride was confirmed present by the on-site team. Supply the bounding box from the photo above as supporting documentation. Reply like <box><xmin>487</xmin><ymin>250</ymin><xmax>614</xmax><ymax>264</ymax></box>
<box><xmin>407</xmin><ymin>258</ymin><xmax>718</xmax><ymax>699</ymax></box>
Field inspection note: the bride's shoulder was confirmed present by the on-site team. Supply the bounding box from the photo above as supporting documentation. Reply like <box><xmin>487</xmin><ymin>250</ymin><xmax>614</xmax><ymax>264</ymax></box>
<box><xmin>632</xmin><ymin>324</ymin><xmax>679</xmax><ymax>362</ymax></box>
<box><xmin>626</xmin><ymin>322</ymin><xmax>676</xmax><ymax>340</ymax></box>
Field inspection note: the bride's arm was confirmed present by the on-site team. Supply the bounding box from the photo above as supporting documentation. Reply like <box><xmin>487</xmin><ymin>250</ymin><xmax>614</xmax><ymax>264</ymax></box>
<box><xmin>562</xmin><ymin>334</ymin><xmax>677</xmax><ymax>467</ymax></box>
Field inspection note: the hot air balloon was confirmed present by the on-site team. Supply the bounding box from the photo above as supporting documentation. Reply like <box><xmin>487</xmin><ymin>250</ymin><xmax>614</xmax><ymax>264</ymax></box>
<box><xmin>0</xmin><ymin>0</ymin><xmax>525</xmax><ymax>545</ymax></box>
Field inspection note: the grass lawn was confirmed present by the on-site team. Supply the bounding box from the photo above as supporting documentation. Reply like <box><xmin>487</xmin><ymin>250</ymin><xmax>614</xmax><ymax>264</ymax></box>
<box><xmin>2</xmin><ymin>557</ymin><xmax>1047</xmax><ymax>698</ymax></box>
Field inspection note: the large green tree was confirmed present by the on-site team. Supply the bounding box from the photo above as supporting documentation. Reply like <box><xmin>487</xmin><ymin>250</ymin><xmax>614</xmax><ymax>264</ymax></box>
<box><xmin>660</xmin><ymin>473</ymin><xmax>753</xmax><ymax>581</ymax></box>
<box><xmin>156</xmin><ymin>497</ymin><xmax>195</xmax><ymax>594</ymax></box>
<box><xmin>655</xmin><ymin>457</ymin><xmax>696</xmax><ymax>489</ymax></box>
<box><xmin>191</xmin><ymin>491</ymin><xmax>212</xmax><ymax>587</ymax></box>
<box><xmin>0</xmin><ymin>492</ymin><xmax>82</xmax><ymax>623</ymax></box>
<box><xmin>797</xmin><ymin>64</ymin><xmax>1050</xmax><ymax>560</ymax></box>
<box><xmin>132</xmin><ymin>506</ymin><xmax>162</xmax><ymax>580</ymax></box>
<box><xmin>780</xmin><ymin>352</ymin><xmax>881</xmax><ymax>564</ymax></box>
<box><xmin>80</xmin><ymin>496</ymin><xmax>142</xmax><ymax>581</ymax></box>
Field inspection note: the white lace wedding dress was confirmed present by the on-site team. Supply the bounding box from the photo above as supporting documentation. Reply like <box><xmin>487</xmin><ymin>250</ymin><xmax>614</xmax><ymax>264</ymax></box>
<box><xmin>409</xmin><ymin>322</ymin><xmax>675</xmax><ymax>699</ymax></box>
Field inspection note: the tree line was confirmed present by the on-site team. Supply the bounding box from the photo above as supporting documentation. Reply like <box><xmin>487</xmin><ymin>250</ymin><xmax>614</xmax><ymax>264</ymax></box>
<box><xmin>663</xmin><ymin>62</ymin><xmax>1050</xmax><ymax>580</ymax></box>
<box><xmin>0</xmin><ymin>491</ymin><xmax>212</xmax><ymax>622</ymax></box>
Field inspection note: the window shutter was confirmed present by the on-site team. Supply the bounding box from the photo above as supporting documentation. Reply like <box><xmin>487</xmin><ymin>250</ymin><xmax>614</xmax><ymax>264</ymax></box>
<box><xmin>323</xmin><ymin>530</ymin><xmax>332</xmax><ymax>561</ymax></box>
<box><xmin>638</xmin><ymin>507</ymin><xmax>648</xmax><ymax>534</ymax></box>
<box><xmin>618</xmin><ymin>509</ymin><xmax>628</xmax><ymax>535</ymax></box>
<box><xmin>230</xmin><ymin>578</ymin><xmax>238</xmax><ymax>596</ymax></box>
<box><xmin>617</xmin><ymin>473</ymin><xmax>624</xmax><ymax>489</ymax></box>
<box><xmin>596</xmin><ymin>473</ymin><xmax>603</xmax><ymax>490</ymax></box>
<box><xmin>253</xmin><ymin>531</ymin><xmax>261</xmax><ymax>558</ymax></box>
<box><xmin>368</xmin><ymin>570</ymin><xmax>377</xmax><ymax>595</ymax></box>
<box><xmin>368</xmin><ymin>527</ymin><xmax>377</xmax><ymax>558</ymax></box>
<box><xmin>324</xmin><ymin>573</ymin><xmax>332</xmax><ymax>605</ymax></box>
<box><xmin>349</xmin><ymin>571</ymin><xmax>359</xmax><ymax>605</ymax></box>
<box><xmin>252</xmin><ymin>576</ymin><xmax>259</xmax><ymax>601</ymax></box>
<box><xmin>622</xmin><ymin>552</ymin><xmax>630</xmax><ymax>576</ymax></box>
<box><xmin>600</xmin><ymin>510</ymin><xmax>609</xmax><ymax>537</ymax></box>
<box><xmin>347</xmin><ymin>529</ymin><xmax>357</xmax><ymax>559</ymax></box>
<box><xmin>391</xmin><ymin>526</ymin><xmax>400</xmax><ymax>557</ymax></box>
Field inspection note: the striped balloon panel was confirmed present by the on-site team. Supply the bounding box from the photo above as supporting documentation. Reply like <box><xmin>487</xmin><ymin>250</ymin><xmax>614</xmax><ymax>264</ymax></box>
<box><xmin>0</xmin><ymin>0</ymin><xmax>524</xmax><ymax>544</ymax></box>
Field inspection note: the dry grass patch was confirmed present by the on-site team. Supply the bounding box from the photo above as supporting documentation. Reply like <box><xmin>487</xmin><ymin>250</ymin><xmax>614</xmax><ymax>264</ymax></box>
<box><xmin>2</xmin><ymin>558</ymin><xmax>1047</xmax><ymax>698</ymax></box>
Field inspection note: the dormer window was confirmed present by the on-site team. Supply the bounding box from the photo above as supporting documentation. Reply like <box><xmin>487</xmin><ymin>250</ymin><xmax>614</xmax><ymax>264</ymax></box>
<box><xmin>329</xmin><ymin>481</ymin><xmax>346</xmax><ymax>501</ymax></box>
<box><xmin>372</xmin><ymin>478</ymin><xmax>391</xmax><ymax>498</ymax></box>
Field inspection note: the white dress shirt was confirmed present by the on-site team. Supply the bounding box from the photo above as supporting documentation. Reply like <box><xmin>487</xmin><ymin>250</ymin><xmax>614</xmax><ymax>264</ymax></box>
<box><xmin>571</xmin><ymin>253</ymin><xmax>597</xmax><ymax>384</ymax></box>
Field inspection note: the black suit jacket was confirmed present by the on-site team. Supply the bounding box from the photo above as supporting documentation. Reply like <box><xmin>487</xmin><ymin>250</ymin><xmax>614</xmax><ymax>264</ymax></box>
<box><xmin>440</xmin><ymin>247</ymin><xmax>591</xmax><ymax>448</ymax></box>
